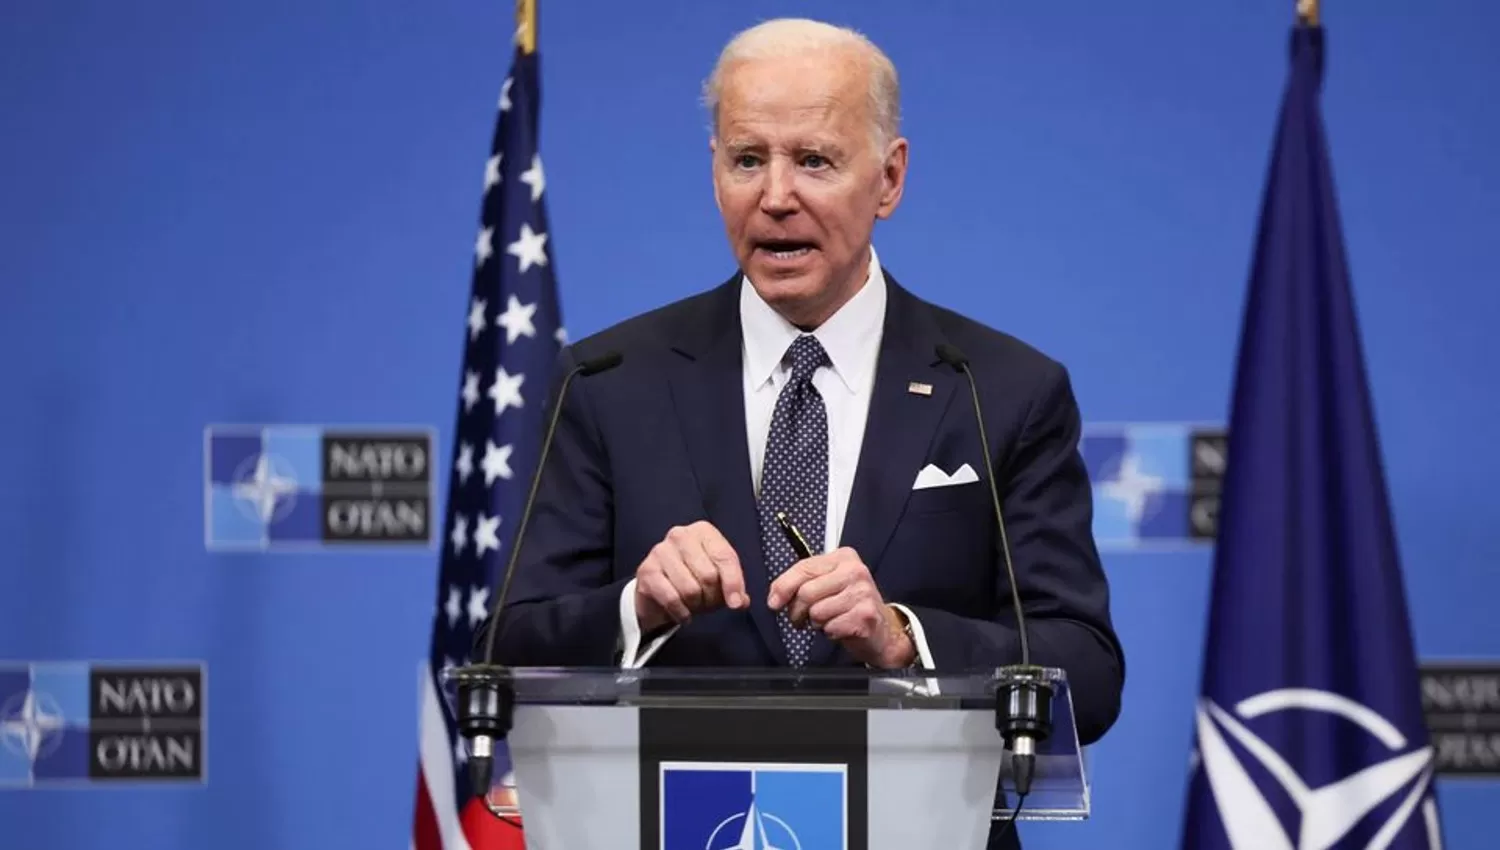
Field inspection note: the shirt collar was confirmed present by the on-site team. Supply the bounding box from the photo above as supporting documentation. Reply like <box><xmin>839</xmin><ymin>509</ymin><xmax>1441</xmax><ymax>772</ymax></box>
<box><xmin>740</xmin><ymin>247</ymin><xmax>887</xmax><ymax>395</ymax></box>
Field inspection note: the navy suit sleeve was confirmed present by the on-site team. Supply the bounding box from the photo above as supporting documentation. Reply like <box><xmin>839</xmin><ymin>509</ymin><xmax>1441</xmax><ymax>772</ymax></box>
<box><xmin>475</xmin><ymin>346</ymin><xmax>629</xmax><ymax>666</ymax></box>
<box><xmin>902</xmin><ymin>363</ymin><xmax>1125</xmax><ymax>746</ymax></box>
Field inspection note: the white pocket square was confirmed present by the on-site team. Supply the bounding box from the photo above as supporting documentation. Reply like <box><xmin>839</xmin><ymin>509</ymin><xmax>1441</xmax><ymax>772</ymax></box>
<box><xmin>912</xmin><ymin>462</ymin><xmax>979</xmax><ymax>490</ymax></box>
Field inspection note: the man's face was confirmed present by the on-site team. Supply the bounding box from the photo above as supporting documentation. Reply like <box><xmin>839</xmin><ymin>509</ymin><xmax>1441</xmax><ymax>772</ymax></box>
<box><xmin>711</xmin><ymin>49</ymin><xmax>907</xmax><ymax>328</ymax></box>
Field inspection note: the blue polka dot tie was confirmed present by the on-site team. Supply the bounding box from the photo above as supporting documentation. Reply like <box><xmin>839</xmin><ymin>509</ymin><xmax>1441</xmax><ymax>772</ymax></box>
<box><xmin>757</xmin><ymin>333</ymin><xmax>830</xmax><ymax>668</ymax></box>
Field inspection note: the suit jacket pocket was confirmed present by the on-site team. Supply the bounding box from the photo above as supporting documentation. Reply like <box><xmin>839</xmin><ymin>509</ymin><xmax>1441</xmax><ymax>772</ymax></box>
<box><xmin>904</xmin><ymin>480</ymin><xmax>985</xmax><ymax>515</ymax></box>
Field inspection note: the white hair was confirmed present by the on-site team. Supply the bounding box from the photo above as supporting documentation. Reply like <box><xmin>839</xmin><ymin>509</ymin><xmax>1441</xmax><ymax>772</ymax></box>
<box><xmin>701</xmin><ymin>18</ymin><xmax>901</xmax><ymax>150</ymax></box>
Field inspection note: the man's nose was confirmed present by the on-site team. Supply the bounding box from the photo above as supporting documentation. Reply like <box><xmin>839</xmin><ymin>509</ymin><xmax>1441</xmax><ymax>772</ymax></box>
<box><xmin>759</xmin><ymin>158</ymin><xmax>799</xmax><ymax>216</ymax></box>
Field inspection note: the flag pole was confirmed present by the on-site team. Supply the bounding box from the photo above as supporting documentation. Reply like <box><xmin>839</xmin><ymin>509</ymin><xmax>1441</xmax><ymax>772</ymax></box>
<box><xmin>516</xmin><ymin>0</ymin><xmax>536</xmax><ymax>54</ymax></box>
<box><xmin>1297</xmin><ymin>0</ymin><xmax>1320</xmax><ymax>27</ymax></box>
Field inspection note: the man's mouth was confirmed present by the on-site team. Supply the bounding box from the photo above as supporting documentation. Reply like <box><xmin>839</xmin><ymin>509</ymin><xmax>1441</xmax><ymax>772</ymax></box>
<box><xmin>756</xmin><ymin>240</ymin><xmax>816</xmax><ymax>261</ymax></box>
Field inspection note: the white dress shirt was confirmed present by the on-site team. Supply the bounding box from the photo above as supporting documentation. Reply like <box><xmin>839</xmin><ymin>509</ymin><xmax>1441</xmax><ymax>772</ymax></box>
<box><xmin>617</xmin><ymin>247</ymin><xmax>936</xmax><ymax>670</ymax></box>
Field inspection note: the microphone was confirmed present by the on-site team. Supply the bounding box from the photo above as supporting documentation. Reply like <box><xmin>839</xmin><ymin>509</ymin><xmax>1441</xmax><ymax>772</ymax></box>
<box><xmin>454</xmin><ymin>349</ymin><xmax>625</xmax><ymax>804</ymax></box>
<box><xmin>934</xmin><ymin>343</ymin><xmax>1051</xmax><ymax>802</ymax></box>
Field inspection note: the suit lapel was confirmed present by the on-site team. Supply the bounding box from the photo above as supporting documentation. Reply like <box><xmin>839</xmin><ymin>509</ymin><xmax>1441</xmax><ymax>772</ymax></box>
<box><xmin>810</xmin><ymin>279</ymin><xmax>958</xmax><ymax>667</ymax></box>
<box><xmin>667</xmin><ymin>278</ymin><xmax>788</xmax><ymax>665</ymax></box>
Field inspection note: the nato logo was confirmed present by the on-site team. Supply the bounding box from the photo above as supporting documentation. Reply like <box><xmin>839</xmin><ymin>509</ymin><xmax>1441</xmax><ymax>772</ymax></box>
<box><xmin>0</xmin><ymin>662</ymin><xmax>205</xmax><ymax>787</ymax></box>
<box><xmin>204</xmin><ymin>424</ymin><xmax>435</xmax><ymax>551</ymax></box>
<box><xmin>660</xmin><ymin>761</ymin><xmax>846</xmax><ymax>850</ymax></box>
<box><xmin>1081</xmin><ymin>423</ymin><xmax>1227</xmax><ymax>550</ymax></box>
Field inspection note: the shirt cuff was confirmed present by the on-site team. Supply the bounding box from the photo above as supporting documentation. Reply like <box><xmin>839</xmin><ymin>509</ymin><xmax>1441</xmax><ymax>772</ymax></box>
<box><xmin>882</xmin><ymin>603</ymin><xmax>941</xmax><ymax>696</ymax></box>
<box><xmin>888</xmin><ymin>602</ymin><xmax>936</xmax><ymax>669</ymax></box>
<box><xmin>618</xmin><ymin>578</ymin><xmax>679</xmax><ymax>669</ymax></box>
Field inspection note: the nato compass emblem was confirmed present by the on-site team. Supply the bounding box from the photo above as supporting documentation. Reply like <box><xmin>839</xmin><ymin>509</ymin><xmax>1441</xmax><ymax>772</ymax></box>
<box><xmin>660</xmin><ymin>761</ymin><xmax>846</xmax><ymax>850</ymax></box>
<box><xmin>1080</xmin><ymin>422</ymin><xmax>1227</xmax><ymax>550</ymax></box>
<box><xmin>205</xmin><ymin>424</ymin><xmax>436</xmax><ymax>550</ymax></box>
<box><xmin>0</xmin><ymin>685</ymin><xmax>70</xmax><ymax>783</ymax></box>
<box><xmin>706</xmin><ymin>798</ymin><xmax>801</xmax><ymax>850</ymax></box>
<box><xmin>230</xmin><ymin>452</ymin><xmax>301</xmax><ymax>525</ymax></box>
<box><xmin>1193</xmin><ymin>688</ymin><xmax>1443</xmax><ymax>846</ymax></box>
<box><xmin>205</xmin><ymin>425</ymin><xmax>321</xmax><ymax>550</ymax></box>
<box><xmin>1</xmin><ymin>662</ymin><xmax>207</xmax><ymax>786</ymax></box>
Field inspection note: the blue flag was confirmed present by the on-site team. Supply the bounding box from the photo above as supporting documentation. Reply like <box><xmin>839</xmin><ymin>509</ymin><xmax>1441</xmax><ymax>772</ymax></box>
<box><xmin>1179</xmin><ymin>21</ymin><xmax>1445</xmax><ymax>850</ymax></box>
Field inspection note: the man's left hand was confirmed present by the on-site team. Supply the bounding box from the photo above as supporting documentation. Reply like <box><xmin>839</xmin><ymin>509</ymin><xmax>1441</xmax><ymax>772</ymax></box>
<box><xmin>767</xmin><ymin>547</ymin><xmax>914</xmax><ymax>669</ymax></box>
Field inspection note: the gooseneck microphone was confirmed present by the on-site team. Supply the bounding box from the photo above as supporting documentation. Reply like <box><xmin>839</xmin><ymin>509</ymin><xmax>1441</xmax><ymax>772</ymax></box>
<box><xmin>455</xmin><ymin>349</ymin><xmax>624</xmax><ymax>804</ymax></box>
<box><xmin>934</xmin><ymin>343</ymin><xmax>1051</xmax><ymax>806</ymax></box>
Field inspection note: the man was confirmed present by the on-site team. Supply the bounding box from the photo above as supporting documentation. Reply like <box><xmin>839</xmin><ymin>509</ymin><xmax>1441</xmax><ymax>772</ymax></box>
<box><xmin>483</xmin><ymin>18</ymin><xmax>1123</xmax><ymax>846</ymax></box>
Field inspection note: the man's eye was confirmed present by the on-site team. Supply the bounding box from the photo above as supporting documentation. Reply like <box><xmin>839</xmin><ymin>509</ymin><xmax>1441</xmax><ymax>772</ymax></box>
<box><xmin>803</xmin><ymin>155</ymin><xmax>828</xmax><ymax>169</ymax></box>
<box><xmin>735</xmin><ymin>155</ymin><xmax>761</xmax><ymax>168</ymax></box>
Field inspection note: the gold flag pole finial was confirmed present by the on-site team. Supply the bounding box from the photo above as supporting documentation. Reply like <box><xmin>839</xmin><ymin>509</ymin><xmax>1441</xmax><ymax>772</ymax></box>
<box><xmin>515</xmin><ymin>0</ymin><xmax>536</xmax><ymax>54</ymax></box>
<box><xmin>1297</xmin><ymin>0</ymin><xmax>1320</xmax><ymax>26</ymax></box>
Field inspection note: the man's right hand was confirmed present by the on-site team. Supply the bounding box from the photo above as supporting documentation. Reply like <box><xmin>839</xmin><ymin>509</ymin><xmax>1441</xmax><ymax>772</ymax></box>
<box><xmin>634</xmin><ymin>521</ymin><xmax>747</xmax><ymax>633</ymax></box>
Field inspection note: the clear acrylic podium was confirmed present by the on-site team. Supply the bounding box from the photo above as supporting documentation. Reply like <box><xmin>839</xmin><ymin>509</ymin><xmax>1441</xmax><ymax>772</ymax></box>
<box><xmin>444</xmin><ymin>666</ymin><xmax>1089</xmax><ymax>849</ymax></box>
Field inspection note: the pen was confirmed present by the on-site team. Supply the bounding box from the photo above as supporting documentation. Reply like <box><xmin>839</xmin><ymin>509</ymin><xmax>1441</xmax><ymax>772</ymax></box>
<box><xmin>774</xmin><ymin>510</ymin><xmax>815</xmax><ymax>560</ymax></box>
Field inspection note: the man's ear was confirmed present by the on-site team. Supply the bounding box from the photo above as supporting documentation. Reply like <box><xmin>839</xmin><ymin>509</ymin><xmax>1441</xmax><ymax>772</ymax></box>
<box><xmin>876</xmin><ymin>137</ymin><xmax>909</xmax><ymax>220</ymax></box>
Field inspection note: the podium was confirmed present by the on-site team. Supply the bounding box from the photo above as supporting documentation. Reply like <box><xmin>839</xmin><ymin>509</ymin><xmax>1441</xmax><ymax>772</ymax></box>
<box><xmin>445</xmin><ymin>666</ymin><xmax>1089</xmax><ymax>849</ymax></box>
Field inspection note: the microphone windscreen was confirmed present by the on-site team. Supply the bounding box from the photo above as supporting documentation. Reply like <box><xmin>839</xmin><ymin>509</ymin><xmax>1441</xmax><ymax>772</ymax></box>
<box><xmin>578</xmin><ymin>351</ymin><xmax>624</xmax><ymax>376</ymax></box>
<box><xmin>469</xmin><ymin>753</ymin><xmax>494</xmax><ymax>802</ymax></box>
<box><xmin>935</xmin><ymin>343</ymin><xmax>969</xmax><ymax>368</ymax></box>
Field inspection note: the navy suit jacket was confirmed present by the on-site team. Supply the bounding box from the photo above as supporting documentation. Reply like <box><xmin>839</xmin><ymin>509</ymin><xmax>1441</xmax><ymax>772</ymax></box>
<box><xmin>485</xmin><ymin>270</ymin><xmax>1125</xmax><ymax>836</ymax></box>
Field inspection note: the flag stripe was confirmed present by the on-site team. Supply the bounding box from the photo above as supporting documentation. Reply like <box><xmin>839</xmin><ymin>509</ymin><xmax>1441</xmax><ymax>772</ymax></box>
<box><xmin>413</xmin><ymin>763</ymin><xmax>443</xmax><ymax>850</ymax></box>
<box><xmin>419</xmin><ymin>665</ymin><xmax>475</xmax><ymax>850</ymax></box>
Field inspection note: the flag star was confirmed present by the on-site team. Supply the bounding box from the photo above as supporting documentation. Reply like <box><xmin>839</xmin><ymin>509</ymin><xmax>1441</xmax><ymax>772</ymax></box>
<box><xmin>461</xmin><ymin>370</ymin><xmax>481</xmax><ymax>412</ymax></box>
<box><xmin>488</xmin><ymin>367</ymin><xmax>525</xmax><ymax>416</ymax></box>
<box><xmin>454</xmin><ymin>734</ymin><xmax>469</xmax><ymax>766</ymax></box>
<box><xmin>506</xmin><ymin>223</ymin><xmax>548</xmax><ymax>274</ymax></box>
<box><xmin>449</xmin><ymin>512</ymin><xmax>468</xmax><ymax>556</ymax></box>
<box><xmin>499</xmin><ymin>77</ymin><xmax>513</xmax><ymax>112</ymax></box>
<box><xmin>496</xmin><ymin>295</ymin><xmax>537</xmax><ymax>344</ymax></box>
<box><xmin>484</xmin><ymin>153</ymin><xmax>502</xmax><ymax>192</ymax></box>
<box><xmin>455</xmin><ymin>442</ymin><xmax>475</xmax><ymax>485</ymax></box>
<box><xmin>475</xmin><ymin>226</ymin><xmax>494</xmax><ymax>268</ymax></box>
<box><xmin>555</xmin><ymin>327</ymin><xmax>568</xmax><ymax>344</ymax></box>
<box><xmin>467</xmin><ymin>585</ymin><xmax>490</xmax><ymax>628</ymax></box>
<box><xmin>474</xmin><ymin>514</ymin><xmax>501</xmax><ymax>557</ymax></box>
<box><xmin>467</xmin><ymin>297</ymin><xmax>488</xmax><ymax>342</ymax></box>
<box><xmin>482</xmin><ymin>441</ymin><xmax>514</xmax><ymax>486</ymax></box>
<box><xmin>519</xmin><ymin>154</ymin><xmax>545</xmax><ymax>202</ymax></box>
<box><xmin>445</xmin><ymin>585</ymin><xmax>463</xmax><ymax>627</ymax></box>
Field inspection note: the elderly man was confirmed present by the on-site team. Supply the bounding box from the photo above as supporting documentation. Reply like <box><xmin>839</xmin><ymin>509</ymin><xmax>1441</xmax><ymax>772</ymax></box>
<box><xmin>484</xmin><ymin>18</ymin><xmax>1123</xmax><ymax>846</ymax></box>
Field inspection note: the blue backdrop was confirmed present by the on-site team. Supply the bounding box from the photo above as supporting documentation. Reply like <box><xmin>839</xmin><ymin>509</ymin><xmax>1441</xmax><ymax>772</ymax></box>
<box><xmin>2</xmin><ymin>1</ymin><xmax>1497</xmax><ymax>848</ymax></box>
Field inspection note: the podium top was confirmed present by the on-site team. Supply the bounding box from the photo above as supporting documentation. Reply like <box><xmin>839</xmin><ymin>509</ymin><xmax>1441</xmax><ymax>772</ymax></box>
<box><xmin>443</xmin><ymin>663</ymin><xmax>1069</xmax><ymax>711</ymax></box>
<box><xmin>444</xmin><ymin>664</ymin><xmax>1092</xmax><ymax>825</ymax></box>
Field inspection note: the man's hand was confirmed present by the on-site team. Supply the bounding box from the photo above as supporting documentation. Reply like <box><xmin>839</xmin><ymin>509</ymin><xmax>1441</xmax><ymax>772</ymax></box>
<box><xmin>767</xmin><ymin>547</ymin><xmax>914</xmax><ymax>669</ymax></box>
<box><xmin>634</xmin><ymin>521</ymin><xmax>748</xmax><ymax>633</ymax></box>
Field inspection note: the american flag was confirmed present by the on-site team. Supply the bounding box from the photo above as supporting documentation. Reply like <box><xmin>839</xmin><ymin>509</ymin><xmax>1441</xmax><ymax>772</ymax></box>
<box><xmin>413</xmin><ymin>4</ymin><xmax>559</xmax><ymax>848</ymax></box>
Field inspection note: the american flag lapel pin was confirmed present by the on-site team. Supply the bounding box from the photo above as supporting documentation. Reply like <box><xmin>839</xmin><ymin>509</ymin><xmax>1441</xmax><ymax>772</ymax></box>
<box><xmin>907</xmin><ymin>381</ymin><xmax>933</xmax><ymax>396</ymax></box>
